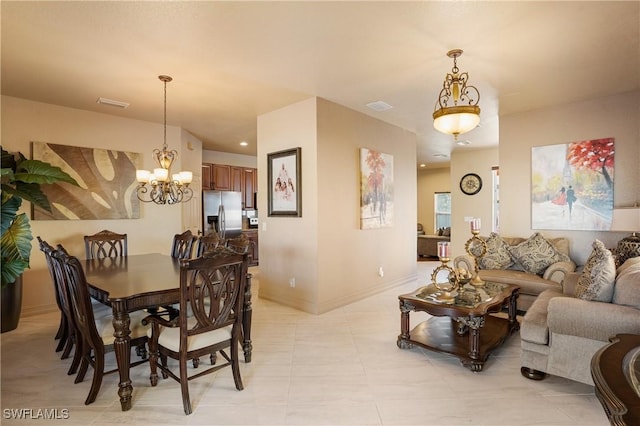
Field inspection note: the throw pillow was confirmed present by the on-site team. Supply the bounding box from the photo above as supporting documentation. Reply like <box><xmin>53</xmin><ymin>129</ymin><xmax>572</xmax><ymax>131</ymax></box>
<box><xmin>614</xmin><ymin>236</ymin><xmax>640</xmax><ymax>268</ymax></box>
<box><xmin>574</xmin><ymin>239</ymin><xmax>616</xmax><ymax>302</ymax></box>
<box><xmin>478</xmin><ymin>233</ymin><xmax>513</xmax><ymax>270</ymax></box>
<box><xmin>612</xmin><ymin>256</ymin><xmax>640</xmax><ymax>309</ymax></box>
<box><xmin>506</xmin><ymin>232</ymin><xmax>571</xmax><ymax>276</ymax></box>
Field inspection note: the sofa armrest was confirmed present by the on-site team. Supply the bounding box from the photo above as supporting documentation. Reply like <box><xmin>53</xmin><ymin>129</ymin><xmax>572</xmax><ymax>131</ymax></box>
<box><xmin>542</xmin><ymin>261</ymin><xmax>576</xmax><ymax>284</ymax></box>
<box><xmin>548</xmin><ymin>297</ymin><xmax>640</xmax><ymax>342</ymax></box>
<box><xmin>454</xmin><ymin>255</ymin><xmax>475</xmax><ymax>272</ymax></box>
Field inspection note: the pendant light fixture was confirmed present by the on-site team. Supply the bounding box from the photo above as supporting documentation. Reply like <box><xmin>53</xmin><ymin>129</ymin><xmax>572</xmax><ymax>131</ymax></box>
<box><xmin>433</xmin><ymin>49</ymin><xmax>481</xmax><ymax>139</ymax></box>
<box><xmin>136</xmin><ymin>75</ymin><xmax>193</xmax><ymax>205</ymax></box>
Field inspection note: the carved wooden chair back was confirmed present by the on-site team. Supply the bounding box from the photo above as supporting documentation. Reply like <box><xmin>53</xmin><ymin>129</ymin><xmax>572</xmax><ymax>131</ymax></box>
<box><xmin>53</xmin><ymin>248</ymin><xmax>148</xmax><ymax>405</ymax></box>
<box><xmin>225</xmin><ymin>234</ymin><xmax>251</xmax><ymax>255</ymax></box>
<box><xmin>84</xmin><ymin>230</ymin><xmax>128</xmax><ymax>259</ymax></box>
<box><xmin>196</xmin><ymin>231</ymin><xmax>222</xmax><ymax>257</ymax></box>
<box><xmin>171</xmin><ymin>230</ymin><xmax>197</xmax><ymax>259</ymax></box>
<box><xmin>145</xmin><ymin>247</ymin><xmax>249</xmax><ymax>414</ymax></box>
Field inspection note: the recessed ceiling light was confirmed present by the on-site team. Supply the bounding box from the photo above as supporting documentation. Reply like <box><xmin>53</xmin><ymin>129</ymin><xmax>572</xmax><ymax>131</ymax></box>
<box><xmin>96</xmin><ymin>97</ymin><xmax>129</xmax><ymax>109</ymax></box>
<box><xmin>456</xmin><ymin>140</ymin><xmax>471</xmax><ymax>146</ymax></box>
<box><xmin>239</xmin><ymin>141</ymin><xmax>248</xmax><ymax>147</ymax></box>
<box><xmin>419</xmin><ymin>164</ymin><xmax>426</xmax><ymax>168</ymax></box>
<box><xmin>365</xmin><ymin>100</ymin><xmax>393</xmax><ymax>112</ymax></box>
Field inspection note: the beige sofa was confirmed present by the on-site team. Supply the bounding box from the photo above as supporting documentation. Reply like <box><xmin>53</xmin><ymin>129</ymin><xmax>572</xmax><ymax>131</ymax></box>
<box><xmin>454</xmin><ymin>233</ymin><xmax>576</xmax><ymax>312</ymax></box>
<box><xmin>520</xmin><ymin>255</ymin><xmax>640</xmax><ymax>385</ymax></box>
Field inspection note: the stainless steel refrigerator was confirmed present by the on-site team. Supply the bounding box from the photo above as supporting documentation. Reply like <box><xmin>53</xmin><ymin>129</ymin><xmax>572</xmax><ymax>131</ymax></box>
<box><xmin>202</xmin><ymin>191</ymin><xmax>243</xmax><ymax>239</ymax></box>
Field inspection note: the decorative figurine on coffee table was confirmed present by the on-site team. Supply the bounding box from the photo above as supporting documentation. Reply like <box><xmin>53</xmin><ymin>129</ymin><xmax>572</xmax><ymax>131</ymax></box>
<box><xmin>465</xmin><ymin>218</ymin><xmax>487</xmax><ymax>286</ymax></box>
<box><xmin>430</xmin><ymin>242</ymin><xmax>459</xmax><ymax>303</ymax></box>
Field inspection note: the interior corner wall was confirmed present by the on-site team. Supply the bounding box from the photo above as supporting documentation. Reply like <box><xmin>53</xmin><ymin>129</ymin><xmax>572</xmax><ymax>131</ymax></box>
<box><xmin>316</xmin><ymin>98</ymin><xmax>417</xmax><ymax>313</ymax></box>
<box><xmin>1</xmin><ymin>95</ymin><xmax>189</xmax><ymax>316</ymax></box>
<box><xmin>450</xmin><ymin>148</ymin><xmax>499</xmax><ymax>259</ymax></box>
<box><xmin>499</xmin><ymin>90</ymin><xmax>640</xmax><ymax>264</ymax></box>
<box><xmin>256</xmin><ymin>97</ymin><xmax>319</xmax><ymax>313</ymax></box>
<box><xmin>417</xmin><ymin>167</ymin><xmax>451</xmax><ymax>234</ymax></box>
<box><xmin>257</xmin><ymin>97</ymin><xmax>417</xmax><ymax>314</ymax></box>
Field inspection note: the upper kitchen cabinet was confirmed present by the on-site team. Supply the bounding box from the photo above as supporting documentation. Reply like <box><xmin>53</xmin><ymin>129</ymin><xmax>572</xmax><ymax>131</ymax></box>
<box><xmin>230</xmin><ymin>166</ymin><xmax>243</xmax><ymax>192</ymax></box>
<box><xmin>243</xmin><ymin>168</ymin><xmax>256</xmax><ymax>210</ymax></box>
<box><xmin>201</xmin><ymin>164</ymin><xmax>212</xmax><ymax>190</ymax></box>
<box><xmin>211</xmin><ymin>163</ymin><xmax>231</xmax><ymax>191</ymax></box>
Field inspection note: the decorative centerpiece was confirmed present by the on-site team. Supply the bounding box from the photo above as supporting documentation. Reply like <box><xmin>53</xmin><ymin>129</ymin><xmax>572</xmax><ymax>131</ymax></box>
<box><xmin>464</xmin><ymin>218</ymin><xmax>487</xmax><ymax>286</ymax></box>
<box><xmin>430</xmin><ymin>242</ymin><xmax>459</xmax><ymax>303</ymax></box>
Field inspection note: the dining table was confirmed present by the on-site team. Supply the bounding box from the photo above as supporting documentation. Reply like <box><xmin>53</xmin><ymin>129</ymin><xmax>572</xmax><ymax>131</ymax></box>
<box><xmin>83</xmin><ymin>253</ymin><xmax>253</xmax><ymax>411</ymax></box>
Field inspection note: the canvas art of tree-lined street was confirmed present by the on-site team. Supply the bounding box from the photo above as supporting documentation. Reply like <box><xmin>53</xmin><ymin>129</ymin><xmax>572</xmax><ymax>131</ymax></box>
<box><xmin>531</xmin><ymin>138</ymin><xmax>614</xmax><ymax>231</ymax></box>
<box><xmin>360</xmin><ymin>148</ymin><xmax>394</xmax><ymax>229</ymax></box>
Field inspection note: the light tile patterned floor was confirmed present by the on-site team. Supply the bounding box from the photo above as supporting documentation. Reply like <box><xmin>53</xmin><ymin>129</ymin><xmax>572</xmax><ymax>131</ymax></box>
<box><xmin>1</xmin><ymin>262</ymin><xmax>609</xmax><ymax>425</ymax></box>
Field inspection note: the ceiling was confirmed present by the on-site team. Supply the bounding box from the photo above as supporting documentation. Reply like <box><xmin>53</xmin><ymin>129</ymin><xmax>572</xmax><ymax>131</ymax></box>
<box><xmin>2</xmin><ymin>2</ymin><xmax>639</xmax><ymax>168</ymax></box>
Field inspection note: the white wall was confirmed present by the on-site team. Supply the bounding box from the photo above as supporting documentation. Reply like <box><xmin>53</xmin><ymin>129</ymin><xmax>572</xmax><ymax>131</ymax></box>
<box><xmin>2</xmin><ymin>96</ymin><xmax>200</xmax><ymax>315</ymax></box>
<box><xmin>257</xmin><ymin>97</ymin><xmax>417</xmax><ymax>314</ymax></box>
<box><xmin>500</xmin><ymin>90</ymin><xmax>640</xmax><ymax>264</ymax></box>
<box><xmin>202</xmin><ymin>150</ymin><xmax>257</xmax><ymax>168</ymax></box>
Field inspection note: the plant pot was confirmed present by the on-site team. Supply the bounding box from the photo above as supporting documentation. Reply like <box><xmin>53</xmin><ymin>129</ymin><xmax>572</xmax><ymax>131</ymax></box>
<box><xmin>1</xmin><ymin>275</ymin><xmax>23</xmax><ymax>333</ymax></box>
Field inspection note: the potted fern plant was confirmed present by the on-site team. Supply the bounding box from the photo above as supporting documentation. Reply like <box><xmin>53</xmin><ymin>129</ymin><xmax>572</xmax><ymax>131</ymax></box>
<box><xmin>1</xmin><ymin>147</ymin><xmax>78</xmax><ymax>333</ymax></box>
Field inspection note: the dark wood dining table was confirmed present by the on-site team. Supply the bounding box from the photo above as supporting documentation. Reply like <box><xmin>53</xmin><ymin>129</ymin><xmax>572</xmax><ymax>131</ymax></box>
<box><xmin>83</xmin><ymin>253</ymin><xmax>253</xmax><ymax>411</ymax></box>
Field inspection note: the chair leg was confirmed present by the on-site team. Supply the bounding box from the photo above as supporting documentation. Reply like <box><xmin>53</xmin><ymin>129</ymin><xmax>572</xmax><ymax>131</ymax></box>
<box><xmin>85</xmin><ymin>351</ymin><xmax>104</xmax><ymax>405</ymax></box>
<box><xmin>161</xmin><ymin>354</ymin><xmax>169</xmax><ymax>379</ymax></box>
<box><xmin>231</xmin><ymin>338</ymin><xmax>244</xmax><ymax>391</ymax></box>
<box><xmin>55</xmin><ymin>316</ymin><xmax>68</xmax><ymax>351</ymax></box>
<box><xmin>75</xmin><ymin>342</ymin><xmax>90</xmax><ymax>384</ymax></box>
<box><xmin>136</xmin><ymin>343</ymin><xmax>148</xmax><ymax>360</ymax></box>
<box><xmin>67</xmin><ymin>334</ymin><xmax>82</xmax><ymax>375</ymax></box>
<box><xmin>192</xmin><ymin>357</ymin><xmax>200</xmax><ymax>368</ymax></box>
<box><xmin>210</xmin><ymin>353</ymin><xmax>217</xmax><ymax>365</ymax></box>
<box><xmin>179</xmin><ymin>358</ymin><xmax>192</xmax><ymax>415</ymax></box>
<box><xmin>60</xmin><ymin>326</ymin><xmax>74</xmax><ymax>360</ymax></box>
<box><xmin>54</xmin><ymin>314</ymin><xmax>65</xmax><ymax>340</ymax></box>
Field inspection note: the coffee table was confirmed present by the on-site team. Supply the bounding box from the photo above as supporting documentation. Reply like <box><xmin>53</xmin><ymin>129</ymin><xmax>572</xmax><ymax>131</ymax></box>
<box><xmin>397</xmin><ymin>281</ymin><xmax>519</xmax><ymax>371</ymax></box>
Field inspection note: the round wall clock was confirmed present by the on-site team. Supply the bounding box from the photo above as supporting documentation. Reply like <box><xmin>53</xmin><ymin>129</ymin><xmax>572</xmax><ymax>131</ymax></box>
<box><xmin>460</xmin><ymin>173</ymin><xmax>482</xmax><ymax>195</ymax></box>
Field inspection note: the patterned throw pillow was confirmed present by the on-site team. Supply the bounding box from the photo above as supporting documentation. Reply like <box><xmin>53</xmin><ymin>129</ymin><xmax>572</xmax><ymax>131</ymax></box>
<box><xmin>477</xmin><ymin>233</ymin><xmax>513</xmax><ymax>270</ymax></box>
<box><xmin>575</xmin><ymin>239</ymin><xmax>616</xmax><ymax>302</ymax></box>
<box><xmin>506</xmin><ymin>232</ymin><xmax>571</xmax><ymax>276</ymax></box>
<box><xmin>614</xmin><ymin>237</ymin><xmax>640</xmax><ymax>268</ymax></box>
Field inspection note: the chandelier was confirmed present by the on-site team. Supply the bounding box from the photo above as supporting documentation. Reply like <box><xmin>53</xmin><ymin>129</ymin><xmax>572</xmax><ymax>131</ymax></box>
<box><xmin>136</xmin><ymin>75</ymin><xmax>193</xmax><ymax>205</ymax></box>
<box><xmin>433</xmin><ymin>49</ymin><xmax>481</xmax><ymax>139</ymax></box>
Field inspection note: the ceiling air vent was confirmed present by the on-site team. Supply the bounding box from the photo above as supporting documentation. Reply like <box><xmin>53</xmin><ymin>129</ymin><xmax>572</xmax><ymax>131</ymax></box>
<box><xmin>365</xmin><ymin>100</ymin><xmax>393</xmax><ymax>112</ymax></box>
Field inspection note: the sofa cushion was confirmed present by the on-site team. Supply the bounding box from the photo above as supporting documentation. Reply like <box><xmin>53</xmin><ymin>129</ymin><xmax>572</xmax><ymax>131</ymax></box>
<box><xmin>477</xmin><ymin>232</ymin><xmax>514</xmax><ymax>270</ymax></box>
<box><xmin>507</xmin><ymin>232</ymin><xmax>571</xmax><ymax>276</ymax></box>
<box><xmin>520</xmin><ymin>289</ymin><xmax>566</xmax><ymax>345</ymax></box>
<box><xmin>478</xmin><ymin>269</ymin><xmax>562</xmax><ymax>295</ymax></box>
<box><xmin>575</xmin><ymin>239</ymin><xmax>616</xmax><ymax>302</ymax></box>
<box><xmin>612</xmin><ymin>256</ymin><xmax>640</xmax><ymax>309</ymax></box>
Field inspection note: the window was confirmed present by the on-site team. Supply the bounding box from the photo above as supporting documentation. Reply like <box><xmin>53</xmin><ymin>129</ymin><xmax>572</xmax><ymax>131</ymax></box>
<box><xmin>434</xmin><ymin>192</ymin><xmax>451</xmax><ymax>230</ymax></box>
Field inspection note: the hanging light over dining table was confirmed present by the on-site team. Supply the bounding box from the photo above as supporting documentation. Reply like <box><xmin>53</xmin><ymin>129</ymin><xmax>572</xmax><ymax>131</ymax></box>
<box><xmin>136</xmin><ymin>75</ymin><xmax>193</xmax><ymax>205</ymax></box>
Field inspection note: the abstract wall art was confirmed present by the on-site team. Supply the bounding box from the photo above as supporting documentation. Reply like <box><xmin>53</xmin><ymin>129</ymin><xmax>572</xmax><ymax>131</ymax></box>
<box><xmin>31</xmin><ymin>142</ymin><xmax>141</xmax><ymax>220</ymax></box>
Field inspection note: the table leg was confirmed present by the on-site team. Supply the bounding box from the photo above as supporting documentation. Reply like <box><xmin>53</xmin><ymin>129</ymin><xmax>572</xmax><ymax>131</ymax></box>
<box><xmin>508</xmin><ymin>289</ymin><xmax>520</xmax><ymax>332</ymax></box>
<box><xmin>111</xmin><ymin>301</ymin><xmax>133</xmax><ymax>411</ymax></box>
<box><xmin>242</xmin><ymin>273</ymin><xmax>253</xmax><ymax>363</ymax></box>
<box><xmin>460</xmin><ymin>315</ymin><xmax>485</xmax><ymax>372</ymax></box>
<box><xmin>397</xmin><ymin>300</ymin><xmax>413</xmax><ymax>349</ymax></box>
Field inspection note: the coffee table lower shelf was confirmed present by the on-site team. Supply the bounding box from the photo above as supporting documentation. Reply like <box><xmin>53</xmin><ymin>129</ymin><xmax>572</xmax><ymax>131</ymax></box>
<box><xmin>398</xmin><ymin>315</ymin><xmax>515</xmax><ymax>371</ymax></box>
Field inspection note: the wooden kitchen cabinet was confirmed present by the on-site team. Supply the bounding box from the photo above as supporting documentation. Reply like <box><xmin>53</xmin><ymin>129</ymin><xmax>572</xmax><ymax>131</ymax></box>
<box><xmin>211</xmin><ymin>164</ymin><xmax>231</xmax><ymax>190</ymax></box>
<box><xmin>243</xmin><ymin>168</ymin><xmax>256</xmax><ymax>209</ymax></box>
<box><xmin>231</xmin><ymin>166</ymin><xmax>243</xmax><ymax>192</ymax></box>
<box><xmin>201</xmin><ymin>164</ymin><xmax>212</xmax><ymax>190</ymax></box>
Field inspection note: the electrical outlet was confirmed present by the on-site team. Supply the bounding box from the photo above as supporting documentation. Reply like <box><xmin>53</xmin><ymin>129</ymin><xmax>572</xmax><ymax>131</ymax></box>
<box><xmin>378</xmin><ymin>266</ymin><xmax>384</xmax><ymax>277</ymax></box>
<box><xmin>289</xmin><ymin>277</ymin><xmax>296</xmax><ymax>288</ymax></box>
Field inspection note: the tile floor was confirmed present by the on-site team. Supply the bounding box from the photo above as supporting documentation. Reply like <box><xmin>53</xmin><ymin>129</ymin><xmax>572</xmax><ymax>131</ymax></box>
<box><xmin>1</xmin><ymin>262</ymin><xmax>609</xmax><ymax>425</ymax></box>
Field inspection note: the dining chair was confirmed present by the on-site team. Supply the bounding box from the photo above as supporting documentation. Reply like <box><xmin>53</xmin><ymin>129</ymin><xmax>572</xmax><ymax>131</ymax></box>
<box><xmin>195</xmin><ymin>231</ymin><xmax>222</xmax><ymax>257</ymax></box>
<box><xmin>52</xmin><ymin>247</ymin><xmax>149</xmax><ymax>405</ymax></box>
<box><xmin>171</xmin><ymin>230</ymin><xmax>197</xmax><ymax>259</ymax></box>
<box><xmin>225</xmin><ymin>233</ymin><xmax>251</xmax><ymax>254</ymax></box>
<box><xmin>38</xmin><ymin>237</ymin><xmax>75</xmax><ymax>360</ymax></box>
<box><xmin>143</xmin><ymin>247</ymin><xmax>249</xmax><ymax>415</ymax></box>
<box><xmin>84</xmin><ymin>229</ymin><xmax>127</xmax><ymax>259</ymax></box>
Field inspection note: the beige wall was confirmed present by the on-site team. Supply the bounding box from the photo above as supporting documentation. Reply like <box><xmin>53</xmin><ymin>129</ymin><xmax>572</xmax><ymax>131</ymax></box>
<box><xmin>417</xmin><ymin>167</ymin><xmax>451</xmax><ymax>234</ymax></box>
<box><xmin>202</xmin><ymin>150</ymin><xmax>257</xmax><ymax>168</ymax></box>
<box><xmin>450</xmin><ymin>147</ymin><xmax>499</xmax><ymax>258</ymax></box>
<box><xmin>257</xmin><ymin>97</ymin><xmax>417</xmax><ymax>314</ymax></box>
<box><xmin>2</xmin><ymin>95</ymin><xmax>201</xmax><ymax>315</ymax></box>
<box><xmin>500</xmin><ymin>90</ymin><xmax>640</xmax><ymax>264</ymax></box>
